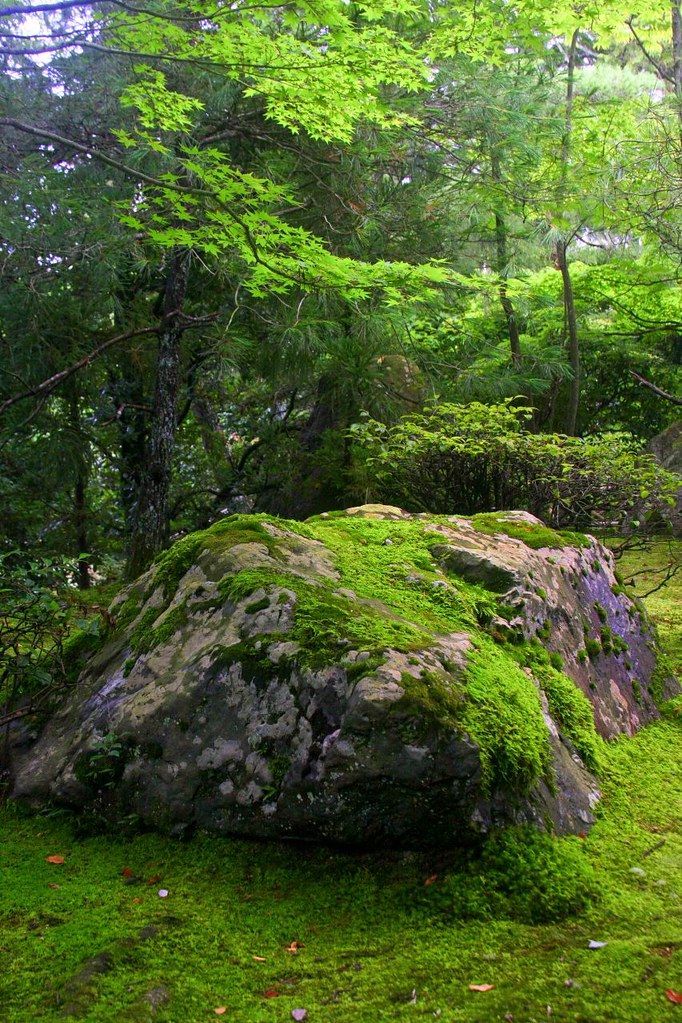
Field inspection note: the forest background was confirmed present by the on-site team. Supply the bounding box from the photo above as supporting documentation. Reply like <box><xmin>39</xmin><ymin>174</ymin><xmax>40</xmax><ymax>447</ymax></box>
<box><xmin>1</xmin><ymin>0</ymin><xmax>681</xmax><ymax>621</ymax></box>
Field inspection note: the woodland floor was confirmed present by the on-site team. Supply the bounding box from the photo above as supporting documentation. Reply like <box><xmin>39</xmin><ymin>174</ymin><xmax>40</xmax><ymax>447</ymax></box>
<box><xmin>1</xmin><ymin>541</ymin><xmax>680</xmax><ymax>1023</ymax></box>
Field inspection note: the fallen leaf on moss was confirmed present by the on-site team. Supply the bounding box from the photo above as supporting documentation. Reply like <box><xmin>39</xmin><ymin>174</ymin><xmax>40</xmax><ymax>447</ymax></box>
<box><xmin>665</xmin><ymin>990</ymin><xmax>682</xmax><ymax>1004</ymax></box>
<box><xmin>424</xmin><ymin>874</ymin><xmax>438</xmax><ymax>886</ymax></box>
<box><xmin>263</xmin><ymin>988</ymin><xmax>279</xmax><ymax>998</ymax></box>
<box><xmin>214</xmin><ymin>1008</ymin><xmax>227</xmax><ymax>1015</ymax></box>
<box><xmin>469</xmin><ymin>984</ymin><xmax>494</xmax><ymax>992</ymax></box>
<box><xmin>122</xmin><ymin>867</ymin><xmax>134</xmax><ymax>878</ymax></box>
<box><xmin>286</xmin><ymin>941</ymin><xmax>304</xmax><ymax>954</ymax></box>
<box><xmin>45</xmin><ymin>854</ymin><xmax>65</xmax><ymax>864</ymax></box>
<box><xmin>147</xmin><ymin>875</ymin><xmax>162</xmax><ymax>885</ymax></box>
<box><xmin>47</xmin><ymin>883</ymin><xmax>61</xmax><ymax>889</ymax></box>
<box><xmin>252</xmin><ymin>956</ymin><xmax>266</xmax><ymax>962</ymax></box>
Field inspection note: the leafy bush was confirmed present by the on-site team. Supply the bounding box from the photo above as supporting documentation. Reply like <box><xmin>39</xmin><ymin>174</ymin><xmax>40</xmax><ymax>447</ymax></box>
<box><xmin>0</xmin><ymin>553</ymin><xmax>105</xmax><ymax>735</ymax></box>
<box><xmin>351</xmin><ymin>400</ymin><xmax>678</xmax><ymax>531</ymax></box>
<box><xmin>425</xmin><ymin>827</ymin><xmax>598</xmax><ymax>924</ymax></box>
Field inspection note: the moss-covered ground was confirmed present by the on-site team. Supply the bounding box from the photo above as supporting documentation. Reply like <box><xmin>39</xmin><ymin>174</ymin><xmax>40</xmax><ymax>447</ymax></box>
<box><xmin>1</xmin><ymin>542</ymin><xmax>680</xmax><ymax>1023</ymax></box>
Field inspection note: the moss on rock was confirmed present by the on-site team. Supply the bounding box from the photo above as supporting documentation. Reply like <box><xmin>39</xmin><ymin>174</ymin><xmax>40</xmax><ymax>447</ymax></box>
<box><xmin>470</xmin><ymin>512</ymin><xmax>591</xmax><ymax>550</ymax></box>
<box><xmin>14</xmin><ymin>506</ymin><xmax>675</xmax><ymax>847</ymax></box>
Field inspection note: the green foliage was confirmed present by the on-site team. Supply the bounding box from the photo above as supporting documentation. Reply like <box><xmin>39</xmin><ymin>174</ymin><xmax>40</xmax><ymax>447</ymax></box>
<box><xmin>73</xmin><ymin>732</ymin><xmax>129</xmax><ymax>793</ymax></box>
<box><xmin>585</xmin><ymin>638</ymin><xmax>602</xmax><ymax>660</ymax></box>
<box><xmin>0</xmin><ymin>553</ymin><xmax>104</xmax><ymax>713</ymax></box>
<box><xmin>352</xmin><ymin>401</ymin><xmax>679</xmax><ymax>530</ymax></box>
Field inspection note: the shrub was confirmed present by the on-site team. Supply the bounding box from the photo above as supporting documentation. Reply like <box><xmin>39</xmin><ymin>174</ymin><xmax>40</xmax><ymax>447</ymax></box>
<box><xmin>350</xmin><ymin>400</ymin><xmax>678</xmax><ymax>531</ymax></box>
<box><xmin>0</xmin><ymin>552</ymin><xmax>106</xmax><ymax>735</ymax></box>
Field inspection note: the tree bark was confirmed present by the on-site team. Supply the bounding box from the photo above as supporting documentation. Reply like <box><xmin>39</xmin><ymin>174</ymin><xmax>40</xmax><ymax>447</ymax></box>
<box><xmin>673</xmin><ymin>2</ymin><xmax>682</xmax><ymax>107</ymax></box>
<box><xmin>556</xmin><ymin>29</ymin><xmax>581</xmax><ymax>435</ymax></box>
<box><xmin>68</xmin><ymin>393</ymin><xmax>91</xmax><ymax>589</ymax></box>
<box><xmin>491</xmin><ymin>151</ymin><xmax>522</xmax><ymax>369</ymax></box>
<box><xmin>126</xmin><ymin>249</ymin><xmax>191</xmax><ymax>579</ymax></box>
<box><xmin>116</xmin><ymin>381</ymin><xmax>148</xmax><ymax>538</ymax></box>
<box><xmin>554</xmin><ymin>241</ymin><xmax>580</xmax><ymax>434</ymax></box>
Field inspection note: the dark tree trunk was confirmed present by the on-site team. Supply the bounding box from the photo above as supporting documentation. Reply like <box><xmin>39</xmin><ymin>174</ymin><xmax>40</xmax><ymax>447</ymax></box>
<box><xmin>491</xmin><ymin>151</ymin><xmax>522</xmax><ymax>369</ymax></box>
<box><xmin>554</xmin><ymin>240</ymin><xmax>580</xmax><ymax>435</ymax></box>
<box><xmin>555</xmin><ymin>30</ymin><xmax>581</xmax><ymax>435</ymax></box>
<box><xmin>673</xmin><ymin>2</ymin><xmax>682</xmax><ymax>110</ymax></box>
<box><xmin>126</xmin><ymin>249</ymin><xmax>191</xmax><ymax>579</ymax></box>
<box><xmin>74</xmin><ymin>471</ymin><xmax>90</xmax><ymax>590</ymax></box>
<box><xmin>112</xmin><ymin>370</ymin><xmax>148</xmax><ymax>537</ymax></box>
<box><xmin>68</xmin><ymin>393</ymin><xmax>91</xmax><ymax>589</ymax></box>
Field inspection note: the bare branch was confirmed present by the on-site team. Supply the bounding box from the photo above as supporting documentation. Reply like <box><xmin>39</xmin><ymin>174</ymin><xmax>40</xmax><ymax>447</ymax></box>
<box><xmin>626</xmin><ymin>16</ymin><xmax>674</xmax><ymax>84</ymax></box>
<box><xmin>630</xmin><ymin>370</ymin><xmax>682</xmax><ymax>405</ymax></box>
<box><xmin>0</xmin><ymin>325</ymin><xmax>159</xmax><ymax>418</ymax></box>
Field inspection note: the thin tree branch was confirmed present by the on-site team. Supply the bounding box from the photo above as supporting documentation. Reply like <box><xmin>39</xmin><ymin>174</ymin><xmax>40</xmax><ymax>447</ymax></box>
<box><xmin>0</xmin><ymin>117</ymin><xmax>210</xmax><ymax>196</ymax></box>
<box><xmin>629</xmin><ymin>370</ymin><xmax>682</xmax><ymax>405</ymax></box>
<box><xmin>0</xmin><ymin>325</ymin><xmax>159</xmax><ymax>417</ymax></box>
<box><xmin>626</xmin><ymin>16</ymin><xmax>674</xmax><ymax>84</ymax></box>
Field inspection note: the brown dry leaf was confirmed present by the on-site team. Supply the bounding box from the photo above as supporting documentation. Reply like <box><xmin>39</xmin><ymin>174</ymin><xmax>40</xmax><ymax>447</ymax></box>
<box><xmin>214</xmin><ymin>1008</ymin><xmax>227</xmax><ymax>1016</ymax></box>
<box><xmin>132</xmin><ymin>897</ymin><xmax>143</xmax><ymax>904</ymax></box>
<box><xmin>121</xmin><ymin>866</ymin><xmax>134</xmax><ymax>878</ymax></box>
<box><xmin>286</xmin><ymin>941</ymin><xmax>304</xmax><ymax>954</ymax></box>
<box><xmin>252</xmin><ymin>956</ymin><xmax>266</xmax><ymax>963</ymax></box>
<box><xmin>424</xmin><ymin>874</ymin><xmax>438</xmax><ymax>886</ymax></box>
<box><xmin>47</xmin><ymin>883</ymin><xmax>61</xmax><ymax>890</ymax></box>
<box><xmin>666</xmin><ymin>990</ymin><xmax>682</xmax><ymax>1004</ymax></box>
<box><xmin>147</xmin><ymin>875</ymin><xmax>162</xmax><ymax>885</ymax></box>
<box><xmin>45</xmin><ymin>854</ymin><xmax>65</xmax><ymax>865</ymax></box>
<box><xmin>469</xmin><ymin>984</ymin><xmax>495</xmax><ymax>992</ymax></box>
<box><xmin>263</xmin><ymin>988</ymin><xmax>279</xmax><ymax>998</ymax></box>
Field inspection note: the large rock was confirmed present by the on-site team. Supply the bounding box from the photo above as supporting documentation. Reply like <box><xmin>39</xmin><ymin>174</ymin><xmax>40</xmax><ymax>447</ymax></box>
<box><xmin>10</xmin><ymin>507</ymin><xmax>677</xmax><ymax>846</ymax></box>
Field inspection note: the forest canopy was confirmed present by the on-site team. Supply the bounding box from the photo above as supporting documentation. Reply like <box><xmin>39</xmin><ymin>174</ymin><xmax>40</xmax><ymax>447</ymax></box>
<box><xmin>1</xmin><ymin>0</ymin><xmax>680</xmax><ymax>585</ymax></box>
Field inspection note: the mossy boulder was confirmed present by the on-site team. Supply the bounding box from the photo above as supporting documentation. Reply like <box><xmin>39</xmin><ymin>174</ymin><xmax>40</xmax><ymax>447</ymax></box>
<box><xmin>10</xmin><ymin>507</ymin><xmax>678</xmax><ymax>846</ymax></box>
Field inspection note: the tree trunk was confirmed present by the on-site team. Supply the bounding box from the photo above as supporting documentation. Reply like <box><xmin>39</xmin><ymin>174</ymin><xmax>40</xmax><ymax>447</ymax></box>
<box><xmin>109</xmin><ymin>366</ymin><xmax>148</xmax><ymax>538</ymax></box>
<box><xmin>67</xmin><ymin>392</ymin><xmax>91</xmax><ymax>589</ymax></box>
<box><xmin>74</xmin><ymin>469</ymin><xmax>90</xmax><ymax>590</ymax></box>
<box><xmin>491</xmin><ymin>151</ymin><xmax>522</xmax><ymax>369</ymax></box>
<box><xmin>673</xmin><ymin>2</ymin><xmax>682</xmax><ymax>109</ymax></box>
<box><xmin>556</xmin><ymin>29</ymin><xmax>581</xmax><ymax>435</ymax></box>
<box><xmin>554</xmin><ymin>240</ymin><xmax>580</xmax><ymax>435</ymax></box>
<box><xmin>126</xmin><ymin>249</ymin><xmax>191</xmax><ymax>578</ymax></box>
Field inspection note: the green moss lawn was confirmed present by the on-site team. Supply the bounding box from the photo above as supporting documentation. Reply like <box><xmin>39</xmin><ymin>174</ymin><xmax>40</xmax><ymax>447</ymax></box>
<box><xmin>1</xmin><ymin>541</ymin><xmax>680</xmax><ymax>1023</ymax></box>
